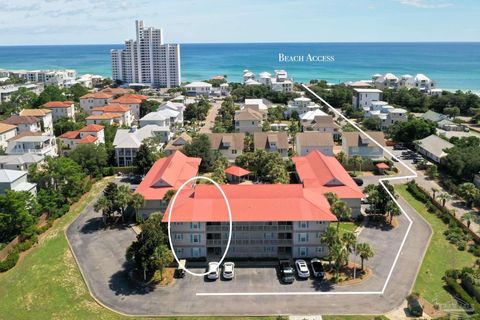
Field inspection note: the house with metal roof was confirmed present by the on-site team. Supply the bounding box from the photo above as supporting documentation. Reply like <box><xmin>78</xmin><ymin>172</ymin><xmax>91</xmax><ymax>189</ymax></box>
<box><xmin>415</xmin><ymin>134</ymin><xmax>453</xmax><ymax>163</ymax></box>
<box><xmin>0</xmin><ymin>169</ymin><xmax>36</xmax><ymax>195</ymax></box>
<box><xmin>295</xmin><ymin>132</ymin><xmax>334</xmax><ymax>156</ymax></box>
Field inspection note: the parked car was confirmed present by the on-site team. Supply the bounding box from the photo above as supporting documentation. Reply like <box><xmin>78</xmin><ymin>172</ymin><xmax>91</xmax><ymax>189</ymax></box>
<box><xmin>353</xmin><ymin>178</ymin><xmax>364</xmax><ymax>186</ymax></box>
<box><xmin>174</xmin><ymin>259</ymin><xmax>186</xmax><ymax>278</ymax></box>
<box><xmin>295</xmin><ymin>259</ymin><xmax>310</xmax><ymax>278</ymax></box>
<box><xmin>310</xmin><ymin>258</ymin><xmax>325</xmax><ymax>279</ymax></box>
<box><xmin>222</xmin><ymin>262</ymin><xmax>235</xmax><ymax>279</ymax></box>
<box><xmin>393</xmin><ymin>144</ymin><xmax>406</xmax><ymax>150</ymax></box>
<box><xmin>279</xmin><ymin>259</ymin><xmax>295</xmax><ymax>284</ymax></box>
<box><xmin>207</xmin><ymin>262</ymin><xmax>219</xmax><ymax>280</ymax></box>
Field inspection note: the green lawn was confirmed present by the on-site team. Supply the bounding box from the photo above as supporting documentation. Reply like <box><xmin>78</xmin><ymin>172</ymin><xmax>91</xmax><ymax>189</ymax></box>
<box><xmin>338</xmin><ymin>221</ymin><xmax>359</xmax><ymax>236</ymax></box>
<box><xmin>395</xmin><ymin>185</ymin><xmax>477</xmax><ymax>304</ymax></box>
<box><xmin>0</xmin><ymin>178</ymin><xmax>283</xmax><ymax>320</ymax></box>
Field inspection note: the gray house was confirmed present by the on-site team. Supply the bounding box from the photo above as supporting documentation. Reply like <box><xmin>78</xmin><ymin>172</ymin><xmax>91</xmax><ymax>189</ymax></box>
<box><xmin>0</xmin><ymin>169</ymin><xmax>36</xmax><ymax>195</ymax></box>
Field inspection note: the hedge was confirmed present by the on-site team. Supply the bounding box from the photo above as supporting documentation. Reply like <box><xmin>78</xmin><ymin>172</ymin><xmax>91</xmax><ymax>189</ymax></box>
<box><xmin>0</xmin><ymin>250</ymin><xmax>19</xmax><ymax>272</ymax></box>
<box><xmin>445</xmin><ymin>276</ymin><xmax>480</xmax><ymax>314</ymax></box>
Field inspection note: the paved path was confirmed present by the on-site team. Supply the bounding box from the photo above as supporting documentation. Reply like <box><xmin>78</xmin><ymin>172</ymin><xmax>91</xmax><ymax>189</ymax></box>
<box><xmin>199</xmin><ymin>99</ymin><xmax>222</xmax><ymax>133</ymax></box>
<box><xmin>66</xmin><ymin>182</ymin><xmax>432</xmax><ymax>316</ymax></box>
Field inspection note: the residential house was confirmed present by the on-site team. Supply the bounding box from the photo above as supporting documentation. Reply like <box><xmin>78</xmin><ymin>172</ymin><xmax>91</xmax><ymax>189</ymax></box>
<box><xmin>243</xmin><ymin>99</ymin><xmax>269</xmax><ymax>111</ymax></box>
<box><xmin>352</xmin><ymin>88</ymin><xmax>382</xmax><ymax>110</ymax></box>
<box><xmin>415</xmin><ymin>134</ymin><xmax>453</xmax><ymax>164</ymax></box>
<box><xmin>0</xmin><ymin>154</ymin><xmax>44</xmax><ymax>171</ymax></box>
<box><xmin>0</xmin><ymin>123</ymin><xmax>17</xmax><ymax>149</ymax></box>
<box><xmin>421</xmin><ymin>110</ymin><xmax>448</xmax><ymax>123</ymax></box>
<box><xmin>372</xmin><ymin>73</ymin><xmax>399</xmax><ymax>90</ymax></box>
<box><xmin>139</xmin><ymin>111</ymin><xmax>172</xmax><ymax>128</ymax></box>
<box><xmin>342</xmin><ymin>131</ymin><xmax>386</xmax><ymax>160</ymax></box>
<box><xmin>364</xmin><ymin>105</ymin><xmax>408</xmax><ymax>130</ymax></box>
<box><xmin>0</xmin><ymin>169</ymin><xmax>36</xmax><ymax>195</ymax></box>
<box><xmin>158</xmin><ymin>101</ymin><xmax>185</xmax><ymax>124</ymax></box>
<box><xmin>0</xmin><ymin>83</ymin><xmax>43</xmax><ymax>103</ymax></box>
<box><xmin>6</xmin><ymin>132</ymin><xmax>57</xmax><ymax>157</ymax></box>
<box><xmin>206</xmin><ymin>133</ymin><xmax>245</xmax><ymax>161</ymax></box>
<box><xmin>92</xmin><ymin>104</ymin><xmax>133</xmax><ymax>126</ymax></box>
<box><xmin>19</xmin><ymin>108</ymin><xmax>54</xmax><ymax>135</ymax></box>
<box><xmin>43</xmin><ymin>101</ymin><xmax>75</xmax><ymax>121</ymax></box>
<box><xmin>303</xmin><ymin>115</ymin><xmax>341</xmax><ymax>140</ymax></box>
<box><xmin>399</xmin><ymin>74</ymin><xmax>436</xmax><ymax>92</ymax></box>
<box><xmin>184</xmin><ymin>81</ymin><xmax>212</xmax><ymax>96</ymax></box>
<box><xmin>80</xmin><ymin>91</ymin><xmax>113</xmax><ymax>113</ymax></box>
<box><xmin>437</xmin><ymin>119</ymin><xmax>466</xmax><ymax>132</ymax></box>
<box><xmin>58</xmin><ymin>124</ymin><xmax>105</xmax><ymax>154</ymax></box>
<box><xmin>299</xmin><ymin>109</ymin><xmax>327</xmax><ymax>127</ymax></box>
<box><xmin>86</xmin><ymin>113</ymin><xmax>123</xmax><ymax>126</ymax></box>
<box><xmin>113</xmin><ymin>125</ymin><xmax>170</xmax><ymax>166</ymax></box>
<box><xmin>295</xmin><ymin>132</ymin><xmax>334</xmax><ymax>156</ymax></box>
<box><xmin>234</xmin><ymin>108</ymin><xmax>264</xmax><ymax>133</ymax></box>
<box><xmin>253</xmin><ymin>132</ymin><xmax>289</xmax><ymax>158</ymax></box>
<box><xmin>287</xmin><ymin>97</ymin><xmax>321</xmax><ymax>115</ymax></box>
<box><xmin>111</xmin><ymin>94</ymin><xmax>147</xmax><ymax>119</ymax></box>
<box><xmin>1</xmin><ymin>115</ymin><xmax>41</xmax><ymax>133</ymax></box>
<box><xmin>164</xmin><ymin>133</ymin><xmax>192</xmax><ymax>156</ymax></box>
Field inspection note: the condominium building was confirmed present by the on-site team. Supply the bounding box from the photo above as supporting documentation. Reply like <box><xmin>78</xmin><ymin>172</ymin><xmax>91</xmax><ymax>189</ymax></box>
<box><xmin>135</xmin><ymin>150</ymin><xmax>363</xmax><ymax>260</ymax></box>
<box><xmin>2</xmin><ymin>69</ymin><xmax>76</xmax><ymax>88</ymax></box>
<box><xmin>0</xmin><ymin>83</ymin><xmax>43</xmax><ymax>103</ymax></box>
<box><xmin>111</xmin><ymin>20</ymin><xmax>181</xmax><ymax>88</ymax></box>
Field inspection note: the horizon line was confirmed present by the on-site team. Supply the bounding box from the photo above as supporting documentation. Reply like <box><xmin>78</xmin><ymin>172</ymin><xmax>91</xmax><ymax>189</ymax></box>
<box><xmin>1</xmin><ymin>41</ymin><xmax>480</xmax><ymax>47</ymax></box>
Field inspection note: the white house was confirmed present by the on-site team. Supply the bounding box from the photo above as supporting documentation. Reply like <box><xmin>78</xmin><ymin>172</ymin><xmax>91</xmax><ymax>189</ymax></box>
<box><xmin>0</xmin><ymin>123</ymin><xmax>17</xmax><ymax>149</ymax></box>
<box><xmin>415</xmin><ymin>134</ymin><xmax>453</xmax><ymax>164</ymax></box>
<box><xmin>91</xmin><ymin>104</ymin><xmax>134</xmax><ymax>127</ymax></box>
<box><xmin>139</xmin><ymin>111</ymin><xmax>172</xmax><ymax>128</ymax></box>
<box><xmin>352</xmin><ymin>88</ymin><xmax>383</xmax><ymax>110</ymax></box>
<box><xmin>19</xmin><ymin>109</ymin><xmax>54</xmax><ymax>135</ymax></box>
<box><xmin>80</xmin><ymin>91</ymin><xmax>114</xmax><ymax>113</ymax></box>
<box><xmin>58</xmin><ymin>124</ymin><xmax>105</xmax><ymax>154</ymax></box>
<box><xmin>0</xmin><ymin>154</ymin><xmax>44</xmax><ymax>171</ymax></box>
<box><xmin>113</xmin><ymin>125</ymin><xmax>171</xmax><ymax>166</ymax></box>
<box><xmin>399</xmin><ymin>74</ymin><xmax>436</xmax><ymax>92</ymax></box>
<box><xmin>111</xmin><ymin>94</ymin><xmax>147</xmax><ymax>120</ymax></box>
<box><xmin>364</xmin><ymin>103</ymin><xmax>408</xmax><ymax>130</ymax></box>
<box><xmin>299</xmin><ymin>109</ymin><xmax>328</xmax><ymax>125</ymax></box>
<box><xmin>303</xmin><ymin>115</ymin><xmax>341</xmax><ymax>140</ymax></box>
<box><xmin>1</xmin><ymin>115</ymin><xmax>41</xmax><ymax>133</ymax></box>
<box><xmin>158</xmin><ymin>101</ymin><xmax>185</xmax><ymax>124</ymax></box>
<box><xmin>184</xmin><ymin>81</ymin><xmax>213</xmax><ymax>96</ymax></box>
<box><xmin>287</xmin><ymin>97</ymin><xmax>321</xmax><ymax>115</ymax></box>
<box><xmin>6</xmin><ymin>132</ymin><xmax>57</xmax><ymax>157</ymax></box>
<box><xmin>243</xmin><ymin>99</ymin><xmax>269</xmax><ymax>111</ymax></box>
<box><xmin>43</xmin><ymin>101</ymin><xmax>75</xmax><ymax>121</ymax></box>
<box><xmin>295</xmin><ymin>132</ymin><xmax>334</xmax><ymax>156</ymax></box>
<box><xmin>372</xmin><ymin>73</ymin><xmax>399</xmax><ymax>90</ymax></box>
<box><xmin>0</xmin><ymin>169</ymin><xmax>36</xmax><ymax>195</ymax></box>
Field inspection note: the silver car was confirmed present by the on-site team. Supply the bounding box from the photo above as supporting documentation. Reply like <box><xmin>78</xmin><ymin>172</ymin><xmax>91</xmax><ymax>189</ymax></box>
<box><xmin>207</xmin><ymin>262</ymin><xmax>219</xmax><ymax>280</ymax></box>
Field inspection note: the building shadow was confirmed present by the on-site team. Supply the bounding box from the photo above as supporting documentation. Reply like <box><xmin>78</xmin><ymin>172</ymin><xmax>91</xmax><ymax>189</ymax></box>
<box><xmin>80</xmin><ymin>217</ymin><xmax>131</xmax><ymax>234</ymax></box>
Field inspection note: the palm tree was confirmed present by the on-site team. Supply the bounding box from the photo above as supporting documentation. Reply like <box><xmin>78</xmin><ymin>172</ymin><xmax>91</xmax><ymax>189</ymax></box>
<box><xmin>94</xmin><ymin>196</ymin><xmax>110</xmax><ymax>226</ymax></box>
<box><xmin>437</xmin><ymin>192</ymin><xmax>452</xmax><ymax>207</ymax></box>
<box><xmin>116</xmin><ymin>185</ymin><xmax>132</xmax><ymax>222</ymax></box>
<box><xmin>458</xmin><ymin>183</ymin><xmax>478</xmax><ymax>208</ymax></box>
<box><xmin>330</xmin><ymin>241</ymin><xmax>348</xmax><ymax>278</ymax></box>
<box><xmin>357</xmin><ymin>243</ymin><xmax>374</xmax><ymax>270</ymax></box>
<box><xmin>331</xmin><ymin>200</ymin><xmax>352</xmax><ymax>231</ymax></box>
<box><xmin>335</xmin><ymin>151</ymin><xmax>347</xmax><ymax>165</ymax></box>
<box><xmin>431</xmin><ymin>187</ymin><xmax>439</xmax><ymax>200</ymax></box>
<box><xmin>320</xmin><ymin>227</ymin><xmax>339</xmax><ymax>267</ymax></box>
<box><xmin>351</xmin><ymin>155</ymin><xmax>362</xmax><ymax>172</ymax></box>
<box><xmin>130</xmin><ymin>193</ymin><xmax>145</xmax><ymax>222</ymax></box>
<box><xmin>324</xmin><ymin>192</ymin><xmax>339</xmax><ymax>206</ymax></box>
<box><xmin>385</xmin><ymin>200</ymin><xmax>401</xmax><ymax>224</ymax></box>
<box><xmin>342</xmin><ymin>231</ymin><xmax>357</xmax><ymax>254</ymax></box>
<box><xmin>461</xmin><ymin>212</ymin><xmax>476</xmax><ymax>229</ymax></box>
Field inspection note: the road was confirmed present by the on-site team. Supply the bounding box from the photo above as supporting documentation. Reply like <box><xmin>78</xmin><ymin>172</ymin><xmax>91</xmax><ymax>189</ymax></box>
<box><xmin>65</xmin><ymin>179</ymin><xmax>432</xmax><ymax>316</ymax></box>
<box><xmin>199</xmin><ymin>99</ymin><xmax>222</xmax><ymax>133</ymax></box>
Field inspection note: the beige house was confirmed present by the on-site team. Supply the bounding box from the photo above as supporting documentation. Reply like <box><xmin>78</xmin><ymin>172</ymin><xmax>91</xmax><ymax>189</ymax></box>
<box><xmin>92</xmin><ymin>104</ymin><xmax>133</xmax><ymax>127</ymax></box>
<box><xmin>235</xmin><ymin>108</ymin><xmax>264</xmax><ymax>133</ymax></box>
<box><xmin>0</xmin><ymin>123</ymin><xmax>17</xmax><ymax>149</ymax></box>
<box><xmin>253</xmin><ymin>132</ymin><xmax>289</xmax><ymax>158</ymax></box>
<box><xmin>80</xmin><ymin>92</ymin><xmax>113</xmax><ymax>113</ymax></box>
<box><xmin>303</xmin><ymin>115</ymin><xmax>341</xmax><ymax>140</ymax></box>
<box><xmin>207</xmin><ymin>133</ymin><xmax>245</xmax><ymax>161</ymax></box>
<box><xmin>164</xmin><ymin>133</ymin><xmax>192</xmax><ymax>156</ymax></box>
<box><xmin>86</xmin><ymin>113</ymin><xmax>123</xmax><ymax>126</ymax></box>
<box><xmin>43</xmin><ymin>101</ymin><xmax>75</xmax><ymax>121</ymax></box>
<box><xmin>295</xmin><ymin>132</ymin><xmax>334</xmax><ymax>156</ymax></box>
<box><xmin>19</xmin><ymin>109</ymin><xmax>54</xmax><ymax>135</ymax></box>
<box><xmin>342</xmin><ymin>131</ymin><xmax>386</xmax><ymax>160</ymax></box>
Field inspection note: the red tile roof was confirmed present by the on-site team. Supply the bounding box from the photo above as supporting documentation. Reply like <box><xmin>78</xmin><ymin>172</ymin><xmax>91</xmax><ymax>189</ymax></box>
<box><xmin>81</xmin><ymin>92</ymin><xmax>113</xmax><ymax>99</ymax></box>
<box><xmin>43</xmin><ymin>101</ymin><xmax>74</xmax><ymax>108</ymax></box>
<box><xmin>79</xmin><ymin>124</ymin><xmax>104</xmax><ymax>132</ymax></box>
<box><xmin>375</xmin><ymin>162</ymin><xmax>390</xmax><ymax>170</ymax></box>
<box><xmin>59</xmin><ymin>130</ymin><xmax>80</xmax><ymax>139</ymax></box>
<box><xmin>77</xmin><ymin>135</ymin><xmax>98</xmax><ymax>144</ymax></box>
<box><xmin>1</xmin><ymin>115</ymin><xmax>39</xmax><ymax>125</ymax></box>
<box><xmin>135</xmin><ymin>151</ymin><xmax>202</xmax><ymax>201</ymax></box>
<box><xmin>163</xmin><ymin>184</ymin><xmax>336</xmax><ymax>223</ymax></box>
<box><xmin>292</xmin><ymin>151</ymin><xmax>364</xmax><ymax>199</ymax></box>
<box><xmin>92</xmin><ymin>104</ymin><xmax>130</xmax><ymax>113</ymax></box>
<box><xmin>224</xmin><ymin>165</ymin><xmax>250</xmax><ymax>177</ymax></box>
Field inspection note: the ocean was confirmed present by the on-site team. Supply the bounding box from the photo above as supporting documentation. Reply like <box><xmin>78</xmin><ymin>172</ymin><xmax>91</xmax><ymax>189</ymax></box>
<box><xmin>0</xmin><ymin>42</ymin><xmax>479</xmax><ymax>92</ymax></box>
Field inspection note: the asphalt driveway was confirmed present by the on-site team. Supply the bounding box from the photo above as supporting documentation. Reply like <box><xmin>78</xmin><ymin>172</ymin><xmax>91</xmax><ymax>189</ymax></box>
<box><xmin>66</xmin><ymin>182</ymin><xmax>432</xmax><ymax>316</ymax></box>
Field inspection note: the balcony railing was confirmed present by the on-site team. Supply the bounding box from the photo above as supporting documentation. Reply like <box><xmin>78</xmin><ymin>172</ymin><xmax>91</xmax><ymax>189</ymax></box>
<box><xmin>206</xmin><ymin>239</ymin><xmax>292</xmax><ymax>246</ymax></box>
<box><xmin>206</xmin><ymin>225</ymin><xmax>293</xmax><ymax>232</ymax></box>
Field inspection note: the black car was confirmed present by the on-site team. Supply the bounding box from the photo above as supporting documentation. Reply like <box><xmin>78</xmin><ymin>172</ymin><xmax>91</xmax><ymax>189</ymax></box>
<box><xmin>279</xmin><ymin>259</ymin><xmax>295</xmax><ymax>284</ymax></box>
<box><xmin>310</xmin><ymin>258</ymin><xmax>325</xmax><ymax>279</ymax></box>
<box><xmin>353</xmin><ymin>177</ymin><xmax>364</xmax><ymax>186</ymax></box>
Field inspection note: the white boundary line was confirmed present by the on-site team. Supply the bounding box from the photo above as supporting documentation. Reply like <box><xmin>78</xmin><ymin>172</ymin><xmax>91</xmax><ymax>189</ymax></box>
<box><xmin>196</xmin><ymin>84</ymin><xmax>417</xmax><ymax>297</ymax></box>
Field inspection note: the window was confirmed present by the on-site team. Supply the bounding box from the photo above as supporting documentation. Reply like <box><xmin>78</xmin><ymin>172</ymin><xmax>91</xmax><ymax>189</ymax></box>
<box><xmin>191</xmin><ymin>234</ymin><xmax>201</xmax><ymax>243</ymax></box>
<box><xmin>190</xmin><ymin>222</ymin><xmax>201</xmax><ymax>229</ymax></box>
<box><xmin>299</xmin><ymin>247</ymin><xmax>307</xmax><ymax>257</ymax></box>
<box><xmin>232</xmin><ymin>149</ymin><xmax>237</xmax><ymax>154</ymax></box>
<box><xmin>316</xmin><ymin>247</ymin><xmax>325</xmax><ymax>254</ymax></box>
<box><xmin>174</xmin><ymin>234</ymin><xmax>183</xmax><ymax>240</ymax></box>
<box><xmin>298</xmin><ymin>233</ymin><xmax>308</xmax><ymax>242</ymax></box>
<box><xmin>299</xmin><ymin>221</ymin><xmax>309</xmax><ymax>228</ymax></box>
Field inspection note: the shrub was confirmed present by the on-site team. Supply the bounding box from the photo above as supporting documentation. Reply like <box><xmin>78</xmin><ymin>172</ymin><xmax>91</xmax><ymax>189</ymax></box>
<box><xmin>14</xmin><ymin>238</ymin><xmax>35</xmax><ymax>252</ymax></box>
<box><xmin>0</xmin><ymin>250</ymin><xmax>19</xmax><ymax>272</ymax></box>
<box><xmin>445</xmin><ymin>276</ymin><xmax>480</xmax><ymax>314</ymax></box>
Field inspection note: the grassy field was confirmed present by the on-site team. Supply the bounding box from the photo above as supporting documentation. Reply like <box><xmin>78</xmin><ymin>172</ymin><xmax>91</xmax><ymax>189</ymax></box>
<box><xmin>338</xmin><ymin>221</ymin><xmax>359</xmax><ymax>236</ymax></box>
<box><xmin>0</xmin><ymin>177</ymin><xmax>284</xmax><ymax>320</ymax></box>
<box><xmin>395</xmin><ymin>185</ymin><xmax>477</xmax><ymax>304</ymax></box>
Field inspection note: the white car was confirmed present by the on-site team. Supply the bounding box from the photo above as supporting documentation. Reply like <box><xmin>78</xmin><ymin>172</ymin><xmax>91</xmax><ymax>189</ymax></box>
<box><xmin>207</xmin><ymin>262</ymin><xmax>219</xmax><ymax>280</ymax></box>
<box><xmin>222</xmin><ymin>262</ymin><xmax>235</xmax><ymax>279</ymax></box>
<box><xmin>295</xmin><ymin>259</ymin><xmax>310</xmax><ymax>278</ymax></box>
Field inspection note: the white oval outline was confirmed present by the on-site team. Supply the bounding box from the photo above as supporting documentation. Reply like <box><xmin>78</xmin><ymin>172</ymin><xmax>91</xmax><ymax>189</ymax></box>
<box><xmin>167</xmin><ymin>176</ymin><xmax>232</xmax><ymax>277</ymax></box>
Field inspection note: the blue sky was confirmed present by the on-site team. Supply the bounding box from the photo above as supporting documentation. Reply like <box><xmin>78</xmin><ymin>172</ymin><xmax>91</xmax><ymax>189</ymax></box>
<box><xmin>0</xmin><ymin>0</ymin><xmax>478</xmax><ymax>45</ymax></box>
